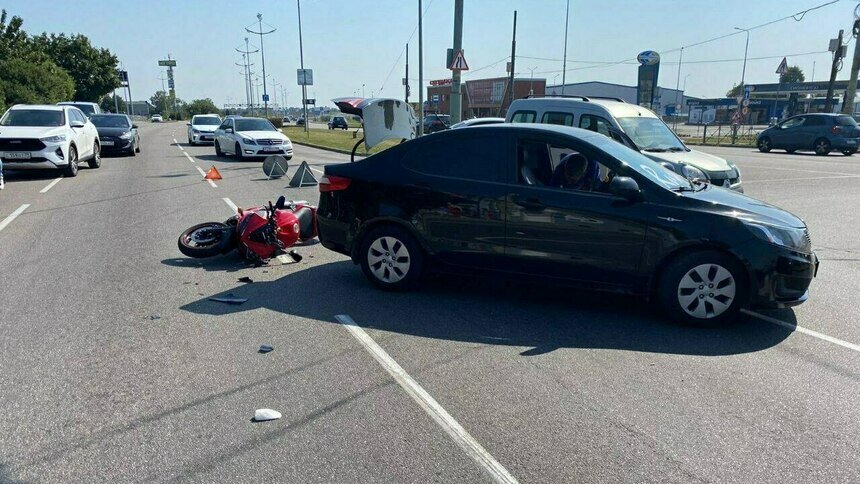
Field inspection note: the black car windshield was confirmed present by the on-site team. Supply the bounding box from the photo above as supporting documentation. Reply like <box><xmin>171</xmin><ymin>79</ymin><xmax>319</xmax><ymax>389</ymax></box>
<box><xmin>193</xmin><ymin>117</ymin><xmax>221</xmax><ymax>126</ymax></box>
<box><xmin>616</xmin><ymin>117</ymin><xmax>687</xmax><ymax>152</ymax></box>
<box><xmin>90</xmin><ymin>115</ymin><xmax>130</xmax><ymax>128</ymax></box>
<box><xmin>235</xmin><ymin>119</ymin><xmax>276</xmax><ymax>131</ymax></box>
<box><xmin>1</xmin><ymin>109</ymin><xmax>65</xmax><ymax>127</ymax></box>
<box><xmin>589</xmin><ymin>134</ymin><xmax>693</xmax><ymax>191</ymax></box>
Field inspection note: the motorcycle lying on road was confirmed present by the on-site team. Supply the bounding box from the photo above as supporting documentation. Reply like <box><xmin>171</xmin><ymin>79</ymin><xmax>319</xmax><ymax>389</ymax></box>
<box><xmin>178</xmin><ymin>196</ymin><xmax>317</xmax><ymax>262</ymax></box>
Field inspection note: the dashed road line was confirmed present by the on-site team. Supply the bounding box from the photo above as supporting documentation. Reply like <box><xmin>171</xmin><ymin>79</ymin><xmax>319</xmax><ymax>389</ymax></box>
<box><xmin>184</xmin><ymin>152</ymin><xmax>195</xmax><ymax>163</ymax></box>
<box><xmin>335</xmin><ymin>314</ymin><xmax>519</xmax><ymax>484</ymax></box>
<box><xmin>39</xmin><ymin>177</ymin><xmax>62</xmax><ymax>194</ymax></box>
<box><xmin>222</xmin><ymin>197</ymin><xmax>238</xmax><ymax>212</ymax></box>
<box><xmin>743</xmin><ymin>309</ymin><xmax>860</xmax><ymax>354</ymax></box>
<box><xmin>195</xmin><ymin>166</ymin><xmax>218</xmax><ymax>188</ymax></box>
<box><xmin>744</xmin><ymin>174</ymin><xmax>860</xmax><ymax>184</ymax></box>
<box><xmin>0</xmin><ymin>204</ymin><xmax>30</xmax><ymax>233</ymax></box>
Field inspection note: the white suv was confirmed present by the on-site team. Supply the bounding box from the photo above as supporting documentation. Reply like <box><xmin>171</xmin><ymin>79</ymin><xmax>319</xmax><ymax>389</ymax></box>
<box><xmin>0</xmin><ymin>104</ymin><xmax>101</xmax><ymax>177</ymax></box>
<box><xmin>186</xmin><ymin>114</ymin><xmax>222</xmax><ymax>145</ymax></box>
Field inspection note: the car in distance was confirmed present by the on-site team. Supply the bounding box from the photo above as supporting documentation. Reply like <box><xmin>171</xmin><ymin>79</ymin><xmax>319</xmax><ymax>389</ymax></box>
<box><xmin>450</xmin><ymin>117</ymin><xmax>505</xmax><ymax>129</ymax></box>
<box><xmin>57</xmin><ymin>101</ymin><xmax>101</xmax><ymax>118</ymax></box>
<box><xmin>317</xmin><ymin>124</ymin><xmax>817</xmax><ymax>326</ymax></box>
<box><xmin>282</xmin><ymin>116</ymin><xmax>294</xmax><ymax>124</ymax></box>
<box><xmin>90</xmin><ymin>114</ymin><xmax>140</xmax><ymax>156</ymax></box>
<box><xmin>328</xmin><ymin>116</ymin><xmax>349</xmax><ymax>130</ymax></box>
<box><xmin>506</xmin><ymin>96</ymin><xmax>743</xmax><ymax>192</ymax></box>
<box><xmin>186</xmin><ymin>114</ymin><xmax>222</xmax><ymax>145</ymax></box>
<box><xmin>296</xmin><ymin>117</ymin><xmax>306</xmax><ymax>126</ymax></box>
<box><xmin>151</xmin><ymin>114</ymin><xmax>163</xmax><ymax>123</ymax></box>
<box><xmin>756</xmin><ymin>113</ymin><xmax>860</xmax><ymax>156</ymax></box>
<box><xmin>213</xmin><ymin>117</ymin><xmax>294</xmax><ymax>160</ymax></box>
<box><xmin>0</xmin><ymin>104</ymin><xmax>101</xmax><ymax>177</ymax></box>
<box><xmin>423</xmin><ymin>114</ymin><xmax>450</xmax><ymax>133</ymax></box>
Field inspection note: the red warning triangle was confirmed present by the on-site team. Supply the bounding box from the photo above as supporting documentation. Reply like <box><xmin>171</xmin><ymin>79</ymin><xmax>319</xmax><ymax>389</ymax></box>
<box><xmin>449</xmin><ymin>50</ymin><xmax>469</xmax><ymax>71</ymax></box>
<box><xmin>204</xmin><ymin>166</ymin><xmax>222</xmax><ymax>180</ymax></box>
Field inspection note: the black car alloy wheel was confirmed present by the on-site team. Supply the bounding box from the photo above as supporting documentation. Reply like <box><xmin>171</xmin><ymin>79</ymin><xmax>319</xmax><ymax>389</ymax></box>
<box><xmin>359</xmin><ymin>226</ymin><xmax>424</xmax><ymax>290</ymax></box>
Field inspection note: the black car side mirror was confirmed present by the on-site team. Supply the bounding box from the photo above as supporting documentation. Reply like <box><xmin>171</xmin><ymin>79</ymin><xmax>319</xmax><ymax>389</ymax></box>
<box><xmin>132</xmin><ymin>124</ymin><xmax>138</xmax><ymax>129</ymax></box>
<box><xmin>609</xmin><ymin>176</ymin><xmax>641</xmax><ymax>201</ymax></box>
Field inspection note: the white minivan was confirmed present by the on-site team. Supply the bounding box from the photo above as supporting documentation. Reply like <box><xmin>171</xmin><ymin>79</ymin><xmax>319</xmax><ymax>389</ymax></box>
<box><xmin>506</xmin><ymin>96</ymin><xmax>742</xmax><ymax>191</ymax></box>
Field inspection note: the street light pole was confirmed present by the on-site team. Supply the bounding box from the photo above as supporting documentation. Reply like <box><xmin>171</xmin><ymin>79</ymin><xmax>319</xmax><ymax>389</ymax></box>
<box><xmin>734</xmin><ymin>27</ymin><xmax>750</xmax><ymax>90</ymax></box>
<box><xmin>528</xmin><ymin>66</ymin><xmax>537</xmax><ymax>95</ymax></box>
<box><xmin>246</xmin><ymin>14</ymin><xmax>276</xmax><ymax>118</ymax></box>
<box><xmin>561</xmin><ymin>0</ymin><xmax>569</xmax><ymax>95</ymax></box>
<box><xmin>297</xmin><ymin>0</ymin><xmax>309</xmax><ymax>133</ymax></box>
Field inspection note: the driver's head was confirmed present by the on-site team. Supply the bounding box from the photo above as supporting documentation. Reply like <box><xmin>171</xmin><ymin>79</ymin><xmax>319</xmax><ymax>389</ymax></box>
<box><xmin>562</xmin><ymin>153</ymin><xmax>588</xmax><ymax>184</ymax></box>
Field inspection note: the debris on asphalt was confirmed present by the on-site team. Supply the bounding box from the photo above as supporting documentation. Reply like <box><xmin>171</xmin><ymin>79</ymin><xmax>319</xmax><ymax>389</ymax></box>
<box><xmin>258</xmin><ymin>344</ymin><xmax>274</xmax><ymax>353</ymax></box>
<box><xmin>288</xmin><ymin>250</ymin><xmax>303</xmax><ymax>262</ymax></box>
<box><xmin>238</xmin><ymin>276</ymin><xmax>254</xmax><ymax>283</ymax></box>
<box><xmin>209</xmin><ymin>295</ymin><xmax>248</xmax><ymax>304</ymax></box>
<box><xmin>253</xmin><ymin>408</ymin><xmax>282</xmax><ymax>422</ymax></box>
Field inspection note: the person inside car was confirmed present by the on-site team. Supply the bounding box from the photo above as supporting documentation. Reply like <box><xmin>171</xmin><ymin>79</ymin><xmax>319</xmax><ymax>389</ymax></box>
<box><xmin>550</xmin><ymin>153</ymin><xmax>600</xmax><ymax>191</ymax></box>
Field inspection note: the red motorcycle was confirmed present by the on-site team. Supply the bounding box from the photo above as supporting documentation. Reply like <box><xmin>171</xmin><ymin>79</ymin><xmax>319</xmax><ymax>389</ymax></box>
<box><xmin>178</xmin><ymin>196</ymin><xmax>317</xmax><ymax>262</ymax></box>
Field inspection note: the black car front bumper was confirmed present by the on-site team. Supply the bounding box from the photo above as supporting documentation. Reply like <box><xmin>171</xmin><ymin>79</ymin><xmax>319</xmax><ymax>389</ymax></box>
<box><xmin>749</xmin><ymin>247</ymin><xmax>818</xmax><ymax>309</ymax></box>
<box><xmin>100</xmin><ymin>138</ymin><xmax>134</xmax><ymax>153</ymax></box>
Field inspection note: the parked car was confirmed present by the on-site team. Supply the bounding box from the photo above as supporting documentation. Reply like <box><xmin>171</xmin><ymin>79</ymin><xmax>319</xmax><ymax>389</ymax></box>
<box><xmin>756</xmin><ymin>113</ymin><xmax>860</xmax><ymax>156</ymax></box>
<box><xmin>57</xmin><ymin>101</ymin><xmax>101</xmax><ymax>118</ymax></box>
<box><xmin>450</xmin><ymin>117</ymin><xmax>505</xmax><ymax>129</ymax></box>
<box><xmin>151</xmin><ymin>114</ymin><xmax>163</xmax><ymax>123</ymax></box>
<box><xmin>186</xmin><ymin>114</ymin><xmax>222</xmax><ymax>145</ymax></box>
<box><xmin>328</xmin><ymin>116</ymin><xmax>349</xmax><ymax>130</ymax></box>
<box><xmin>0</xmin><ymin>104</ymin><xmax>101</xmax><ymax>177</ymax></box>
<box><xmin>318</xmin><ymin>124</ymin><xmax>817</xmax><ymax>326</ymax></box>
<box><xmin>213</xmin><ymin>117</ymin><xmax>293</xmax><ymax>160</ymax></box>
<box><xmin>90</xmin><ymin>114</ymin><xmax>140</xmax><ymax>156</ymax></box>
<box><xmin>296</xmin><ymin>117</ymin><xmax>306</xmax><ymax>126</ymax></box>
<box><xmin>282</xmin><ymin>116</ymin><xmax>294</xmax><ymax>124</ymax></box>
<box><xmin>506</xmin><ymin>96</ymin><xmax>743</xmax><ymax>192</ymax></box>
<box><xmin>423</xmin><ymin>114</ymin><xmax>450</xmax><ymax>133</ymax></box>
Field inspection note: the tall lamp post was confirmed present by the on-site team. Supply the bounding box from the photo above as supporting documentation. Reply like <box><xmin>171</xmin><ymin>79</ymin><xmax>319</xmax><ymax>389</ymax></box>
<box><xmin>247</xmin><ymin>14</ymin><xmax>276</xmax><ymax>118</ymax></box>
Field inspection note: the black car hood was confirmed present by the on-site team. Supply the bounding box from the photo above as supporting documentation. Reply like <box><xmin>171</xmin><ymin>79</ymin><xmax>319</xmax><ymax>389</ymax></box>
<box><xmin>96</xmin><ymin>127</ymin><xmax>131</xmax><ymax>137</ymax></box>
<box><xmin>680</xmin><ymin>185</ymin><xmax>805</xmax><ymax>228</ymax></box>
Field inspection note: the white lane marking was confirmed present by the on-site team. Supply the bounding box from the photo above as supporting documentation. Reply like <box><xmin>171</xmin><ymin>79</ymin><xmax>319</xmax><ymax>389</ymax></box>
<box><xmin>0</xmin><ymin>204</ymin><xmax>30</xmax><ymax>233</ymax></box>
<box><xmin>743</xmin><ymin>309</ymin><xmax>860</xmax><ymax>353</ymax></box>
<box><xmin>335</xmin><ymin>314</ymin><xmax>519</xmax><ymax>484</ymax></box>
<box><xmin>744</xmin><ymin>174</ymin><xmax>860</xmax><ymax>184</ymax></box>
<box><xmin>309</xmin><ymin>166</ymin><xmax>325</xmax><ymax>175</ymax></box>
<box><xmin>184</xmin><ymin>152</ymin><xmax>195</xmax><ymax>163</ymax></box>
<box><xmin>39</xmin><ymin>177</ymin><xmax>62</xmax><ymax>193</ymax></box>
<box><xmin>738</xmin><ymin>165</ymin><xmax>857</xmax><ymax>177</ymax></box>
<box><xmin>222</xmin><ymin>197</ymin><xmax>238</xmax><ymax>212</ymax></box>
<box><xmin>195</xmin><ymin>166</ymin><xmax>218</xmax><ymax>188</ymax></box>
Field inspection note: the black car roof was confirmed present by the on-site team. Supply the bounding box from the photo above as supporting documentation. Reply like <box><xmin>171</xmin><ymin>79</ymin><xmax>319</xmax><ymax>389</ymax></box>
<box><xmin>427</xmin><ymin>122</ymin><xmax>607</xmax><ymax>142</ymax></box>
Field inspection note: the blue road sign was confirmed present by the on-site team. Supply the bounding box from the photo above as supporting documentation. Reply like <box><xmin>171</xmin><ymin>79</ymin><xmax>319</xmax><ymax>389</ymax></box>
<box><xmin>262</xmin><ymin>94</ymin><xmax>270</xmax><ymax>102</ymax></box>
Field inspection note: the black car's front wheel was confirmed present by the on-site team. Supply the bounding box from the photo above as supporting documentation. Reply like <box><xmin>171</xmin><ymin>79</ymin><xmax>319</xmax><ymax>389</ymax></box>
<box><xmin>814</xmin><ymin>138</ymin><xmax>831</xmax><ymax>156</ymax></box>
<box><xmin>658</xmin><ymin>250</ymin><xmax>746</xmax><ymax>327</ymax></box>
<box><xmin>359</xmin><ymin>226</ymin><xmax>424</xmax><ymax>291</ymax></box>
<box><xmin>757</xmin><ymin>137</ymin><xmax>771</xmax><ymax>153</ymax></box>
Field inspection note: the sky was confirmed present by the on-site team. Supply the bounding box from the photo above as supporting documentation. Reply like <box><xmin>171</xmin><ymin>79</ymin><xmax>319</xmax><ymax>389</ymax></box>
<box><xmin>4</xmin><ymin>0</ymin><xmax>858</xmax><ymax>107</ymax></box>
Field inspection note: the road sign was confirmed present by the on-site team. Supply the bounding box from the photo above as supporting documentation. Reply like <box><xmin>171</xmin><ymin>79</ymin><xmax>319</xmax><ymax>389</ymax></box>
<box><xmin>297</xmin><ymin>69</ymin><xmax>313</xmax><ymax>86</ymax></box>
<box><xmin>742</xmin><ymin>106</ymin><xmax>750</xmax><ymax>116</ymax></box>
<box><xmin>262</xmin><ymin>94</ymin><xmax>270</xmax><ymax>102</ymax></box>
<box><xmin>637</xmin><ymin>50</ymin><xmax>661</xmax><ymax>66</ymax></box>
<box><xmin>303</xmin><ymin>98</ymin><xmax>316</xmax><ymax>105</ymax></box>
<box><xmin>742</xmin><ymin>99</ymin><xmax>750</xmax><ymax>107</ymax></box>
<box><xmin>402</xmin><ymin>77</ymin><xmax>407</xmax><ymax>86</ymax></box>
<box><xmin>168</xmin><ymin>79</ymin><xmax>175</xmax><ymax>89</ymax></box>
<box><xmin>506</xmin><ymin>62</ymin><xmax>512</xmax><ymax>73</ymax></box>
<box><xmin>158</xmin><ymin>60</ymin><xmax>177</xmax><ymax>67</ymax></box>
<box><xmin>449</xmin><ymin>50</ymin><xmax>469</xmax><ymax>71</ymax></box>
<box><xmin>776</xmin><ymin>57</ymin><xmax>788</xmax><ymax>75</ymax></box>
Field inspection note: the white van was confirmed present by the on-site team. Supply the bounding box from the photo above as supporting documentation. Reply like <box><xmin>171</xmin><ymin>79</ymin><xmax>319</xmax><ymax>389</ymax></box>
<box><xmin>506</xmin><ymin>96</ymin><xmax>742</xmax><ymax>191</ymax></box>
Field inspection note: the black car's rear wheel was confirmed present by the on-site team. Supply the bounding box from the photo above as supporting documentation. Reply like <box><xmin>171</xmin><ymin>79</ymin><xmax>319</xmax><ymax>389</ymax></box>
<box><xmin>359</xmin><ymin>226</ymin><xmax>424</xmax><ymax>291</ymax></box>
<box><xmin>658</xmin><ymin>250</ymin><xmax>746</xmax><ymax>327</ymax></box>
<box><xmin>757</xmin><ymin>137</ymin><xmax>771</xmax><ymax>153</ymax></box>
<box><xmin>841</xmin><ymin>148</ymin><xmax>856</xmax><ymax>156</ymax></box>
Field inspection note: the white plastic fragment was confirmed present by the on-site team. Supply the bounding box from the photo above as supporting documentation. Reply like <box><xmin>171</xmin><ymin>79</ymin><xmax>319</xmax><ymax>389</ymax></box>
<box><xmin>254</xmin><ymin>408</ymin><xmax>282</xmax><ymax>422</ymax></box>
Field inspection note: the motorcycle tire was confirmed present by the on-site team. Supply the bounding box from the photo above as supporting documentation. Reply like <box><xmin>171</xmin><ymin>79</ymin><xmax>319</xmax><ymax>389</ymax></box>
<box><xmin>178</xmin><ymin>222</ymin><xmax>234</xmax><ymax>258</ymax></box>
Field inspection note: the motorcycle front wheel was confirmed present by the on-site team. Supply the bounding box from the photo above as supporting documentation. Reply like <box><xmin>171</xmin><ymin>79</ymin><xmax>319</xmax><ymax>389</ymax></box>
<box><xmin>178</xmin><ymin>222</ymin><xmax>235</xmax><ymax>258</ymax></box>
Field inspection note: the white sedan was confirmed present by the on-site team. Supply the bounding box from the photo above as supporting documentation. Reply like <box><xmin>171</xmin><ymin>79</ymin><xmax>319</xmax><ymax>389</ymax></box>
<box><xmin>213</xmin><ymin>117</ymin><xmax>293</xmax><ymax>160</ymax></box>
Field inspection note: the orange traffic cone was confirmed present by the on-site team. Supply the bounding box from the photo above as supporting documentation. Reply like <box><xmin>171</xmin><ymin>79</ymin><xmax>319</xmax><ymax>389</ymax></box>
<box><xmin>204</xmin><ymin>166</ymin><xmax>222</xmax><ymax>180</ymax></box>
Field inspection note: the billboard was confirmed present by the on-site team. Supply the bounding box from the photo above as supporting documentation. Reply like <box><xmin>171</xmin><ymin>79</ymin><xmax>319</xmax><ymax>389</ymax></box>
<box><xmin>637</xmin><ymin>50</ymin><xmax>660</xmax><ymax>109</ymax></box>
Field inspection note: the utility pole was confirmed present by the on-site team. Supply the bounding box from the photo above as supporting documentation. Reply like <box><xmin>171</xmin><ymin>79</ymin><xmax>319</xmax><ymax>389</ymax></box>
<box><xmin>157</xmin><ymin>71</ymin><xmax>168</xmax><ymax>114</ymax></box>
<box><xmin>297</xmin><ymin>0</ymin><xmax>309</xmax><ymax>133</ymax></box>
<box><xmin>246</xmin><ymin>13</ymin><xmax>276</xmax><ymax>118</ymax></box>
<box><xmin>236</xmin><ymin>57</ymin><xmax>251</xmax><ymax>112</ymax></box>
<box><xmin>673</xmin><ymin>47</ymin><xmax>683</xmax><ymax>130</ymax></box>
<box><xmin>450</xmin><ymin>0</ymin><xmax>464</xmax><ymax>124</ymax></box>
<box><xmin>418</xmin><ymin>0</ymin><xmax>424</xmax><ymax>136</ymax></box>
<box><xmin>126</xmin><ymin>72</ymin><xmax>134</xmax><ymax>117</ymax></box>
<box><xmin>501</xmin><ymin>10</ymin><xmax>517</xmax><ymax>117</ymax></box>
<box><xmin>561</xmin><ymin>0</ymin><xmax>569</xmax><ymax>94</ymax></box>
<box><xmin>405</xmin><ymin>43</ymin><xmax>409</xmax><ymax>103</ymax></box>
<box><xmin>825</xmin><ymin>29</ymin><xmax>844</xmax><ymax>112</ymax></box>
<box><xmin>842</xmin><ymin>17</ymin><xmax>860</xmax><ymax>114</ymax></box>
<box><xmin>236</xmin><ymin>38</ymin><xmax>259</xmax><ymax>115</ymax></box>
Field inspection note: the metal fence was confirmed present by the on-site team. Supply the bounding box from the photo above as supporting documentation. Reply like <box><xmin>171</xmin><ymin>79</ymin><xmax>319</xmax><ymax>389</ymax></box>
<box><xmin>675</xmin><ymin>124</ymin><xmax>764</xmax><ymax>147</ymax></box>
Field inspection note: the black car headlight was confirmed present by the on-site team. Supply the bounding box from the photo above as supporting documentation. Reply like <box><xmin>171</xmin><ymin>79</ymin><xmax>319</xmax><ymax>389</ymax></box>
<box><xmin>743</xmin><ymin>220</ymin><xmax>810</xmax><ymax>253</ymax></box>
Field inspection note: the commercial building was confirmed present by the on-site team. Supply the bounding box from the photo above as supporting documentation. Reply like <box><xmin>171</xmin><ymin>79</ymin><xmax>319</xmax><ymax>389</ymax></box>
<box><xmin>546</xmin><ymin>81</ymin><xmax>695</xmax><ymax>116</ymax></box>
<box><xmin>425</xmin><ymin>76</ymin><xmax>546</xmax><ymax>119</ymax></box>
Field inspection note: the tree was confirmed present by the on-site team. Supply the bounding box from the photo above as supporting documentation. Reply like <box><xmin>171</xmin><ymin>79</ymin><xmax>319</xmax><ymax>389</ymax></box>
<box><xmin>726</xmin><ymin>82</ymin><xmax>745</xmax><ymax>98</ymax></box>
<box><xmin>0</xmin><ymin>57</ymin><xmax>75</xmax><ymax>107</ymax></box>
<box><xmin>150</xmin><ymin>90</ymin><xmax>185</xmax><ymax>118</ymax></box>
<box><xmin>100</xmin><ymin>93</ymin><xmax>126</xmax><ymax>114</ymax></box>
<box><xmin>31</xmin><ymin>32</ymin><xmax>119</xmax><ymax>102</ymax></box>
<box><xmin>780</xmin><ymin>65</ymin><xmax>805</xmax><ymax>84</ymax></box>
<box><xmin>184</xmin><ymin>98</ymin><xmax>220</xmax><ymax>117</ymax></box>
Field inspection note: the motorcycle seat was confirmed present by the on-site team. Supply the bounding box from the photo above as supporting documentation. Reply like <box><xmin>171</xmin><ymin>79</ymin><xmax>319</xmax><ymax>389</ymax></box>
<box><xmin>294</xmin><ymin>206</ymin><xmax>314</xmax><ymax>239</ymax></box>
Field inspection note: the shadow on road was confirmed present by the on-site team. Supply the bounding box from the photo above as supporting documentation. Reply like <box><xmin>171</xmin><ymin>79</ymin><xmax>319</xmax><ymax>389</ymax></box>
<box><xmin>180</xmin><ymin>260</ymin><xmax>797</xmax><ymax>357</ymax></box>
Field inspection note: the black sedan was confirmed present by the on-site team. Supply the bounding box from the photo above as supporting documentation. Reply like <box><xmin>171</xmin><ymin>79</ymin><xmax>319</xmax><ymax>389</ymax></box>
<box><xmin>90</xmin><ymin>114</ymin><xmax>140</xmax><ymax>156</ymax></box>
<box><xmin>318</xmin><ymin>124</ymin><xmax>817</xmax><ymax>326</ymax></box>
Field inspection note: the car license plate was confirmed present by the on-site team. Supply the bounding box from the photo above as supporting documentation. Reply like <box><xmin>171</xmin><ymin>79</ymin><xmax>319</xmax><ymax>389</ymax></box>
<box><xmin>847</xmin><ymin>139</ymin><xmax>857</xmax><ymax>145</ymax></box>
<box><xmin>101</xmin><ymin>140</ymin><xmax>115</xmax><ymax>146</ymax></box>
<box><xmin>3</xmin><ymin>152</ymin><xmax>31</xmax><ymax>159</ymax></box>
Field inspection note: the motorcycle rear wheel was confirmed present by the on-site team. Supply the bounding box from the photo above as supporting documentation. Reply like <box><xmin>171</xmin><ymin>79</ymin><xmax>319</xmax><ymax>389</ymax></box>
<box><xmin>178</xmin><ymin>222</ymin><xmax>234</xmax><ymax>258</ymax></box>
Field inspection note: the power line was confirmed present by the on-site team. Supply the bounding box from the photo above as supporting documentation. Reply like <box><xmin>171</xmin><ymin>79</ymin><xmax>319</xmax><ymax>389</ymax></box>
<box><xmin>378</xmin><ymin>0</ymin><xmax>434</xmax><ymax>95</ymax></box>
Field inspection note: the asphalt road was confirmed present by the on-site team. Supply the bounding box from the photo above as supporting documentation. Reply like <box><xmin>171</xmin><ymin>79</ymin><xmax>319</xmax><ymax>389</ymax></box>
<box><xmin>0</xmin><ymin>124</ymin><xmax>858</xmax><ymax>483</ymax></box>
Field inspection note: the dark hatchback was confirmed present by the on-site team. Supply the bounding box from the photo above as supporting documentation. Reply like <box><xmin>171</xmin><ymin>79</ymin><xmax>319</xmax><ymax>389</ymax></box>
<box><xmin>756</xmin><ymin>113</ymin><xmax>860</xmax><ymax>156</ymax></box>
<box><xmin>90</xmin><ymin>114</ymin><xmax>140</xmax><ymax>156</ymax></box>
<box><xmin>318</xmin><ymin>124</ymin><xmax>818</xmax><ymax>326</ymax></box>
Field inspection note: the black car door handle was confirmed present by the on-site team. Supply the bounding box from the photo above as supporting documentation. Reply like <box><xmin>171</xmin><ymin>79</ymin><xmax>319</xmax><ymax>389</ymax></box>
<box><xmin>514</xmin><ymin>197</ymin><xmax>545</xmax><ymax>211</ymax></box>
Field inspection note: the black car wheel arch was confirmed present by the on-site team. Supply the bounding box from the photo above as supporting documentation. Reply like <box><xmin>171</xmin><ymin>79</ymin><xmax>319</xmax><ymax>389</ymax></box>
<box><xmin>649</xmin><ymin>244</ymin><xmax>753</xmax><ymax>305</ymax></box>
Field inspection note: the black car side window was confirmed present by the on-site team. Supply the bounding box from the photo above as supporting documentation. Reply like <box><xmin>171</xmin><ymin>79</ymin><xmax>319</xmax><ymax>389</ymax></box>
<box><xmin>803</xmin><ymin>116</ymin><xmax>825</xmax><ymax>127</ymax></box>
<box><xmin>404</xmin><ymin>134</ymin><xmax>507</xmax><ymax>183</ymax></box>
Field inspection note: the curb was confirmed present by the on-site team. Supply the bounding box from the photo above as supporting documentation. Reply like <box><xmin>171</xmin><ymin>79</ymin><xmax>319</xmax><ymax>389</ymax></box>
<box><xmin>290</xmin><ymin>139</ymin><xmax>358</xmax><ymax>156</ymax></box>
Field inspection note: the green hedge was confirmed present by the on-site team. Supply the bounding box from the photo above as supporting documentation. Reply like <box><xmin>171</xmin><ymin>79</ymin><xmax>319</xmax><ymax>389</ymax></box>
<box><xmin>267</xmin><ymin>117</ymin><xmax>283</xmax><ymax>128</ymax></box>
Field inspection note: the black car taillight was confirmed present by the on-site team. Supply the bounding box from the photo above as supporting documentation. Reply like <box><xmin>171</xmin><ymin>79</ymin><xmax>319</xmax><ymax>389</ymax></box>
<box><xmin>831</xmin><ymin>125</ymin><xmax>843</xmax><ymax>135</ymax></box>
<box><xmin>319</xmin><ymin>175</ymin><xmax>351</xmax><ymax>192</ymax></box>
